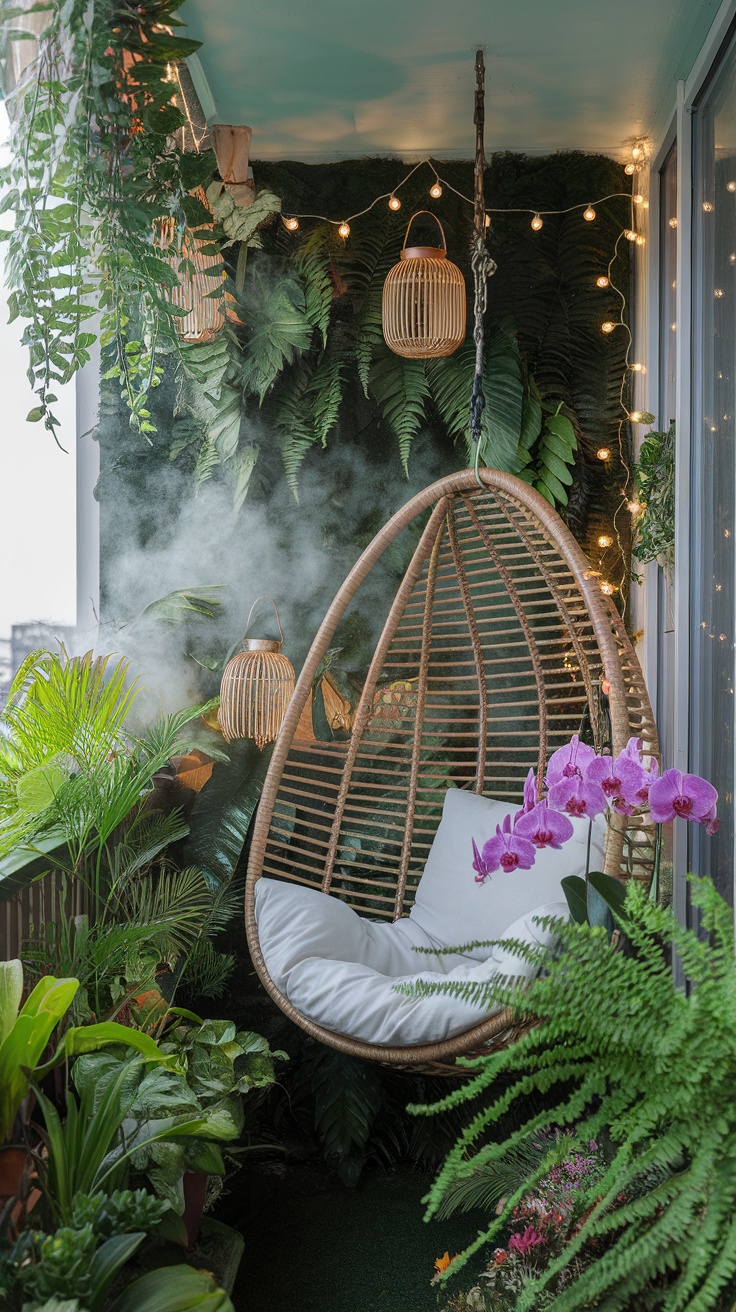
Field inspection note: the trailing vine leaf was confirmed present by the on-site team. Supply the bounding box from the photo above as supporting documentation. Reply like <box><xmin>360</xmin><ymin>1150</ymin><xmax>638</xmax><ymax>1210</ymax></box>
<box><xmin>237</xmin><ymin>264</ymin><xmax>313</xmax><ymax>402</ymax></box>
<box><xmin>1</xmin><ymin>0</ymin><xmax>213</xmax><ymax>439</ymax></box>
<box><xmin>369</xmin><ymin>347</ymin><xmax>429</xmax><ymax>472</ymax></box>
<box><xmin>273</xmin><ymin>352</ymin><xmax>346</xmax><ymax>493</ymax></box>
<box><xmin>205</xmin><ymin>183</ymin><xmax>281</xmax><ymax>249</ymax></box>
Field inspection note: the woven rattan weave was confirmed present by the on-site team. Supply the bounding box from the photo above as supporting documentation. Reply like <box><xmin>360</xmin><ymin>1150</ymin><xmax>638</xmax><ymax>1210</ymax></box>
<box><xmin>245</xmin><ymin>470</ymin><xmax>658</xmax><ymax>1069</ymax></box>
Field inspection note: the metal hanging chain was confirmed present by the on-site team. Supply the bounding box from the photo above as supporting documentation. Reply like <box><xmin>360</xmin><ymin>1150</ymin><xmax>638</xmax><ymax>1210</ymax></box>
<box><xmin>470</xmin><ymin>49</ymin><xmax>497</xmax><ymax>479</ymax></box>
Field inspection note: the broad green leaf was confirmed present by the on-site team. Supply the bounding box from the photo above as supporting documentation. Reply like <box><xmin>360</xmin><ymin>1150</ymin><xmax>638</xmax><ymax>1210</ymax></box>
<box><xmin>109</xmin><ymin>1264</ymin><xmax>234</xmax><ymax>1312</ymax></box>
<box><xmin>561</xmin><ymin>875</ymin><xmax>588</xmax><ymax>925</ymax></box>
<box><xmin>0</xmin><ymin>960</ymin><xmax>23</xmax><ymax>1049</ymax></box>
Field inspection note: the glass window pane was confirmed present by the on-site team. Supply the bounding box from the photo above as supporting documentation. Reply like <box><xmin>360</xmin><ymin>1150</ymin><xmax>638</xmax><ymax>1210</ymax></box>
<box><xmin>690</xmin><ymin>30</ymin><xmax>736</xmax><ymax>903</ymax></box>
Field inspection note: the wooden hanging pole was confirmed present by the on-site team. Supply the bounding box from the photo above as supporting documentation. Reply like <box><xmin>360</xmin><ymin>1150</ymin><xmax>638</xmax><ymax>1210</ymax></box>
<box><xmin>470</xmin><ymin>48</ymin><xmax>496</xmax><ymax>463</ymax></box>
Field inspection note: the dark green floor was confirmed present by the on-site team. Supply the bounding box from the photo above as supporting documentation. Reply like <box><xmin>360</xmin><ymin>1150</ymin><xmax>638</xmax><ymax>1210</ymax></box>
<box><xmin>225</xmin><ymin>1161</ymin><xmax>483</xmax><ymax>1312</ymax></box>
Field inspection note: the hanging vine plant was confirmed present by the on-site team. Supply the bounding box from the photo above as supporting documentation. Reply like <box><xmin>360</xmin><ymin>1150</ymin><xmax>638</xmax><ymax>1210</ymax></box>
<box><xmin>632</xmin><ymin>420</ymin><xmax>676</xmax><ymax>570</ymax></box>
<box><xmin>0</xmin><ymin>0</ymin><xmax>215</xmax><ymax>441</ymax></box>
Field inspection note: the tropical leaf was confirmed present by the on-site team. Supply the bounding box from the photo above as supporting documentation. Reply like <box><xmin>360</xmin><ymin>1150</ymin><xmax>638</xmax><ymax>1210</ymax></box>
<box><xmin>238</xmin><ymin>264</ymin><xmax>312</xmax><ymax>402</ymax></box>
<box><xmin>183</xmin><ymin>739</ymin><xmax>273</xmax><ymax>886</ymax></box>
<box><xmin>369</xmin><ymin>347</ymin><xmax>429</xmax><ymax>472</ymax></box>
<box><xmin>206</xmin><ymin>184</ymin><xmax>281</xmax><ymax>250</ymax></box>
<box><xmin>294</xmin><ymin>225</ymin><xmax>337</xmax><ymax>347</ymax></box>
<box><xmin>273</xmin><ymin>352</ymin><xmax>345</xmax><ymax>492</ymax></box>
<box><xmin>343</xmin><ymin>222</ymin><xmax>398</xmax><ymax>396</ymax></box>
<box><xmin>291</xmin><ymin>1040</ymin><xmax>384</xmax><ymax>1187</ymax></box>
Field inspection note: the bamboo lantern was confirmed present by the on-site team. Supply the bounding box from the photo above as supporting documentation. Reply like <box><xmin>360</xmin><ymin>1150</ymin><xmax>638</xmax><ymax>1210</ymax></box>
<box><xmin>219</xmin><ymin>598</ymin><xmax>295</xmax><ymax>749</ymax></box>
<box><xmin>382</xmin><ymin>212</ymin><xmax>466</xmax><ymax>359</ymax></box>
<box><xmin>158</xmin><ymin>188</ymin><xmax>226</xmax><ymax>344</ymax></box>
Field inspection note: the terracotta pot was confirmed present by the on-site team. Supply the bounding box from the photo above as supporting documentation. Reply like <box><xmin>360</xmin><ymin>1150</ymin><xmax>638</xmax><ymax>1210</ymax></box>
<box><xmin>182</xmin><ymin>1170</ymin><xmax>208</xmax><ymax>1249</ymax></box>
<box><xmin>0</xmin><ymin>1145</ymin><xmax>41</xmax><ymax>1234</ymax></box>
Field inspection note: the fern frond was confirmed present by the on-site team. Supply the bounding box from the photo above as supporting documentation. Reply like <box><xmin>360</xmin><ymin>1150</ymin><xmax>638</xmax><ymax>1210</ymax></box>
<box><xmin>294</xmin><ymin>225</ymin><xmax>337</xmax><ymax>347</ymax></box>
<box><xmin>273</xmin><ymin>351</ymin><xmax>346</xmax><ymax>493</ymax></box>
<box><xmin>369</xmin><ymin>347</ymin><xmax>429</xmax><ymax>472</ymax></box>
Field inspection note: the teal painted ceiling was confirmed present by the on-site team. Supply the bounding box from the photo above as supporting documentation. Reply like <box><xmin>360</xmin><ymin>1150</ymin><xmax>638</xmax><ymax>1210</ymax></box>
<box><xmin>181</xmin><ymin>0</ymin><xmax>722</xmax><ymax>160</ymax></box>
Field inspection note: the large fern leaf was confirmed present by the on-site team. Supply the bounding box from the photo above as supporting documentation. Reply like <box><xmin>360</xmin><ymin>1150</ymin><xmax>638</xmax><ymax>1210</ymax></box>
<box><xmin>238</xmin><ymin>263</ymin><xmax>313</xmax><ymax>402</ymax></box>
<box><xmin>341</xmin><ymin>222</ymin><xmax>398</xmax><ymax>396</ymax></box>
<box><xmin>294</xmin><ymin>225</ymin><xmax>336</xmax><ymax>348</ymax></box>
<box><xmin>369</xmin><ymin>346</ymin><xmax>429</xmax><ymax>472</ymax></box>
<box><xmin>273</xmin><ymin>351</ymin><xmax>346</xmax><ymax>493</ymax></box>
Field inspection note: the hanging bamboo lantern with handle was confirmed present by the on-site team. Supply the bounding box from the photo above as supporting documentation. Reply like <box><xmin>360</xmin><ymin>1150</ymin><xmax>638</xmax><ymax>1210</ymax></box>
<box><xmin>219</xmin><ymin>598</ymin><xmax>295</xmax><ymax>749</ymax></box>
<box><xmin>382</xmin><ymin>211</ymin><xmax>466</xmax><ymax>359</ymax></box>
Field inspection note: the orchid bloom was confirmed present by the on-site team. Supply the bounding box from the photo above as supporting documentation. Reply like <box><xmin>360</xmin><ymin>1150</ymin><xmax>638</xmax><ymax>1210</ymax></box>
<box><xmin>481</xmin><ymin>813</ymin><xmax>536</xmax><ymax>875</ymax></box>
<box><xmin>472</xmin><ymin>837</ymin><xmax>492</xmax><ymax>884</ymax></box>
<box><xmin>587</xmin><ymin>737</ymin><xmax>659</xmax><ymax>816</ymax></box>
<box><xmin>545</xmin><ymin>733</ymin><xmax>596</xmax><ymax>789</ymax></box>
<box><xmin>649</xmin><ymin>768</ymin><xmax>719</xmax><ymax>832</ymax></box>
<box><xmin>515</xmin><ymin>798</ymin><xmax>574</xmax><ymax>849</ymax></box>
<box><xmin>547</xmin><ymin>773</ymin><xmax>608</xmax><ymax>821</ymax></box>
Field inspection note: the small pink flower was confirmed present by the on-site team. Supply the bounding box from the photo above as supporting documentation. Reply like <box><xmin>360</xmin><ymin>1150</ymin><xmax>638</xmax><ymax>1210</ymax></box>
<box><xmin>515</xmin><ymin>799</ymin><xmax>574</xmax><ymax>849</ymax></box>
<box><xmin>649</xmin><ymin>768</ymin><xmax>718</xmax><ymax>828</ymax></box>
<box><xmin>481</xmin><ymin>813</ymin><xmax>537</xmax><ymax>874</ymax></box>
<box><xmin>546</xmin><ymin>734</ymin><xmax>596</xmax><ymax>789</ymax></box>
<box><xmin>509</xmin><ymin>1226</ymin><xmax>545</xmax><ymax>1255</ymax></box>
<box><xmin>548</xmin><ymin>774</ymin><xmax>608</xmax><ymax>820</ymax></box>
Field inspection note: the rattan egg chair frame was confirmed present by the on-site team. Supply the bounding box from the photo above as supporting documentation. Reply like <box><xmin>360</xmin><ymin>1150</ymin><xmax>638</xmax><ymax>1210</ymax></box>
<box><xmin>245</xmin><ymin>469</ymin><xmax>658</xmax><ymax>1071</ymax></box>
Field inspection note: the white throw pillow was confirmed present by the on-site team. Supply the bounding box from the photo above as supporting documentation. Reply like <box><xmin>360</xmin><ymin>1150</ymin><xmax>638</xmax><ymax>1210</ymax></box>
<box><xmin>282</xmin><ymin>901</ymin><xmax>566</xmax><ymax>1047</ymax></box>
<box><xmin>409</xmin><ymin>787</ymin><xmax>605</xmax><ymax>960</ymax></box>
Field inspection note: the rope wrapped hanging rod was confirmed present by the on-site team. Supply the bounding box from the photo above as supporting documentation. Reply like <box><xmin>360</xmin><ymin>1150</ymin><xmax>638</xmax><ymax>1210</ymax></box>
<box><xmin>470</xmin><ymin>48</ymin><xmax>496</xmax><ymax>453</ymax></box>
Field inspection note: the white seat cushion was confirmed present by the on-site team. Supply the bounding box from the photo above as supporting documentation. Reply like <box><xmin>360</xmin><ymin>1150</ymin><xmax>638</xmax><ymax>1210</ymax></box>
<box><xmin>254</xmin><ymin>787</ymin><xmax>603</xmax><ymax>1047</ymax></box>
<box><xmin>261</xmin><ymin>892</ymin><xmax>566</xmax><ymax>1046</ymax></box>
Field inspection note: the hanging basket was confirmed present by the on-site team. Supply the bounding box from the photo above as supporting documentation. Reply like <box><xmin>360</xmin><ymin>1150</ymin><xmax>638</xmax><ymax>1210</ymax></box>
<box><xmin>158</xmin><ymin>188</ymin><xmax>226</xmax><ymax>344</ymax></box>
<box><xmin>382</xmin><ymin>211</ymin><xmax>466</xmax><ymax>359</ymax></box>
<box><xmin>219</xmin><ymin>598</ymin><xmax>295</xmax><ymax>749</ymax></box>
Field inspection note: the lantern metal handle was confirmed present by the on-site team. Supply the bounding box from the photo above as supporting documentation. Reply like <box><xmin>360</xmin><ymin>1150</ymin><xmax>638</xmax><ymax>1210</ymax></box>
<box><xmin>244</xmin><ymin>595</ymin><xmax>285</xmax><ymax>643</ymax></box>
<box><xmin>401</xmin><ymin>210</ymin><xmax>447</xmax><ymax>255</ymax></box>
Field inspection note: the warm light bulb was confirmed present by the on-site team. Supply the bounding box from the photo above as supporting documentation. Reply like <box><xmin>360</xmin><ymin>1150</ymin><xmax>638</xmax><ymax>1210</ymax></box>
<box><xmin>727</xmin><ymin>181</ymin><xmax>736</xmax><ymax>193</ymax></box>
<box><xmin>596</xmin><ymin>275</ymin><xmax>609</xmax><ymax>288</ymax></box>
<box><xmin>388</xmin><ymin>195</ymin><xmax>401</xmax><ymax>211</ymax></box>
<box><xmin>600</xmin><ymin>581</ymin><xmax>615</xmax><ymax>596</ymax></box>
<box><xmin>636</xmin><ymin>235</ymin><xmax>646</xmax><ymax>246</ymax></box>
<box><xmin>597</xmin><ymin>447</ymin><xmax>612</xmax><ymax>461</ymax></box>
<box><xmin>633</xmin><ymin>194</ymin><xmax>643</xmax><ymax>205</ymax></box>
<box><xmin>629</xmin><ymin>411</ymin><xmax>642</xmax><ymax>423</ymax></box>
<box><xmin>583</xmin><ymin>205</ymin><xmax>596</xmax><ymax>221</ymax></box>
<box><xmin>429</xmin><ymin>182</ymin><xmax>442</xmax><ymax>199</ymax></box>
<box><xmin>627</xmin><ymin>500</ymin><xmax>642</xmax><ymax>515</ymax></box>
<box><xmin>668</xmin><ymin>217</ymin><xmax>678</xmax><ymax>228</ymax></box>
<box><xmin>338</xmin><ymin>222</ymin><xmax>351</xmax><ymax>238</ymax></box>
<box><xmin>531</xmin><ymin>214</ymin><xmax>543</xmax><ymax>231</ymax></box>
<box><xmin>485</xmin><ymin>213</ymin><xmax>491</xmax><ymax>227</ymax></box>
<box><xmin>703</xmin><ymin>201</ymin><xmax>714</xmax><ymax>212</ymax></box>
<box><xmin>730</xmin><ymin>254</ymin><xmax>736</xmax><ymax>264</ymax></box>
<box><xmin>598</xmin><ymin>535</ymin><xmax>613</xmax><ymax>548</ymax></box>
<box><xmin>625</xmin><ymin>229</ymin><xmax>637</xmax><ymax>241</ymax></box>
<box><xmin>632</xmin><ymin>145</ymin><xmax>642</xmax><ymax>160</ymax></box>
<box><xmin>601</xmin><ymin>321</ymin><xmax>615</xmax><ymax>334</ymax></box>
<box><xmin>630</xmin><ymin>362</ymin><xmax>644</xmax><ymax>372</ymax></box>
<box><xmin>624</xmin><ymin>163</ymin><xmax>636</xmax><ymax>175</ymax></box>
<box><xmin>715</xmin><ymin>288</ymin><xmax>724</xmax><ymax>298</ymax></box>
<box><xmin>284</xmin><ymin>216</ymin><xmax>299</xmax><ymax>231</ymax></box>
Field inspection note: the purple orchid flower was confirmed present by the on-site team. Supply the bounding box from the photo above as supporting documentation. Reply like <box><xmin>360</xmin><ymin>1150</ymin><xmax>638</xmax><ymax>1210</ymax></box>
<box><xmin>514</xmin><ymin>767</ymin><xmax>539</xmax><ymax>824</ymax></box>
<box><xmin>515</xmin><ymin>798</ymin><xmax>574</xmax><ymax>849</ymax></box>
<box><xmin>545</xmin><ymin>734</ymin><xmax>597</xmax><ymax>789</ymax></box>
<box><xmin>472</xmin><ymin>837</ymin><xmax>492</xmax><ymax>884</ymax></box>
<box><xmin>586</xmin><ymin>737</ymin><xmax>659</xmax><ymax>815</ymax></box>
<box><xmin>481</xmin><ymin>813</ymin><xmax>537</xmax><ymax>874</ymax></box>
<box><xmin>547</xmin><ymin>773</ymin><xmax>608</xmax><ymax>820</ymax></box>
<box><xmin>649</xmin><ymin>769</ymin><xmax>720</xmax><ymax>831</ymax></box>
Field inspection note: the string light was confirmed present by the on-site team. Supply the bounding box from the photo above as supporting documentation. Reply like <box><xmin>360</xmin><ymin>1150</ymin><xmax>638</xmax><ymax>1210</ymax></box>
<box><xmin>338</xmin><ymin>222</ymin><xmax>351</xmax><ymax>238</ymax></box>
<box><xmin>601</xmin><ymin>321</ymin><xmax>616</xmax><ymax>333</ymax></box>
<box><xmin>633</xmin><ymin>194</ymin><xmax>644</xmax><ymax>205</ymax></box>
<box><xmin>583</xmin><ymin>205</ymin><xmax>596</xmax><ymax>221</ymax></box>
<box><xmin>596</xmin><ymin>275</ymin><xmax>609</xmax><ymax>288</ymax></box>
<box><xmin>624</xmin><ymin>229</ymin><xmax>637</xmax><ymax>242</ymax></box>
<box><xmin>727</xmin><ymin>181</ymin><xmax>736</xmax><ymax>193</ymax></box>
<box><xmin>600</xmin><ymin>581</ymin><xmax>615</xmax><ymax>595</ymax></box>
<box><xmin>429</xmin><ymin>182</ymin><xmax>442</xmax><ymax>199</ymax></box>
<box><xmin>598</xmin><ymin>534</ymin><xmax>613</xmax><ymax>548</ymax></box>
<box><xmin>669</xmin><ymin>217</ymin><xmax>678</xmax><ymax>228</ymax></box>
<box><xmin>388</xmin><ymin>195</ymin><xmax>401</xmax><ymax>211</ymax></box>
<box><xmin>624</xmin><ymin>164</ymin><xmax>636</xmax><ymax>175</ymax></box>
<box><xmin>597</xmin><ymin>447</ymin><xmax>612</xmax><ymax>461</ymax></box>
<box><xmin>715</xmin><ymin>288</ymin><xmax>724</xmax><ymax>298</ymax></box>
<box><xmin>627</xmin><ymin>500</ymin><xmax>642</xmax><ymax>515</ymax></box>
<box><xmin>628</xmin><ymin>411</ymin><xmax>642</xmax><ymax>423</ymax></box>
<box><xmin>635</xmin><ymin>234</ymin><xmax>645</xmax><ymax>246</ymax></box>
<box><xmin>283</xmin><ymin>216</ymin><xmax>299</xmax><ymax>231</ymax></box>
<box><xmin>631</xmin><ymin>144</ymin><xmax>642</xmax><ymax>160</ymax></box>
<box><xmin>703</xmin><ymin>201</ymin><xmax>714</xmax><ymax>212</ymax></box>
<box><xmin>630</xmin><ymin>362</ymin><xmax>645</xmax><ymax>372</ymax></box>
<box><xmin>531</xmin><ymin>214</ymin><xmax>543</xmax><ymax>231</ymax></box>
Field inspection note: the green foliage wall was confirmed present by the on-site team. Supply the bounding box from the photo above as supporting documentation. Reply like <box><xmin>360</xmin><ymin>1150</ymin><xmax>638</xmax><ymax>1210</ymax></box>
<box><xmin>96</xmin><ymin>151</ymin><xmax>632</xmax><ymax>703</ymax></box>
